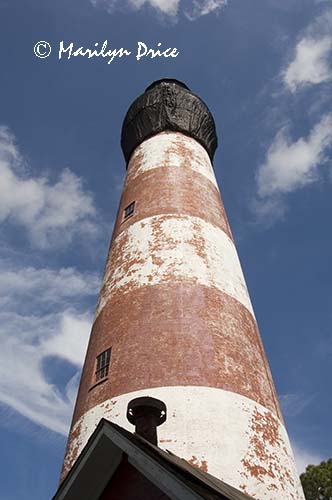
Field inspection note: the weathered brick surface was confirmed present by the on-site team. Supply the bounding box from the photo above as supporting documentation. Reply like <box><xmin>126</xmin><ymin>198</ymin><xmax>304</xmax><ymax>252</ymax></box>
<box><xmin>59</xmin><ymin>131</ymin><xmax>303</xmax><ymax>500</ymax></box>
<box><xmin>112</xmin><ymin>163</ymin><xmax>232</xmax><ymax>243</ymax></box>
<box><xmin>71</xmin><ymin>283</ymin><xmax>281</xmax><ymax>428</ymax></box>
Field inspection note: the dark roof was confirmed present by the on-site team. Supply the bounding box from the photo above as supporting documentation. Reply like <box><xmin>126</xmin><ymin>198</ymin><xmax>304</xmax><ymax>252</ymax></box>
<box><xmin>121</xmin><ymin>79</ymin><xmax>218</xmax><ymax>165</ymax></box>
<box><xmin>54</xmin><ymin>419</ymin><xmax>254</xmax><ymax>500</ymax></box>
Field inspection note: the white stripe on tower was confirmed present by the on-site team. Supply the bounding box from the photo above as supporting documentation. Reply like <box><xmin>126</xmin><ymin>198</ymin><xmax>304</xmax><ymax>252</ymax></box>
<box><xmin>126</xmin><ymin>133</ymin><xmax>219</xmax><ymax>189</ymax></box>
<box><xmin>64</xmin><ymin>387</ymin><xmax>303</xmax><ymax>500</ymax></box>
<box><xmin>96</xmin><ymin>214</ymin><xmax>254</xmax><ymax>318</ymax></box>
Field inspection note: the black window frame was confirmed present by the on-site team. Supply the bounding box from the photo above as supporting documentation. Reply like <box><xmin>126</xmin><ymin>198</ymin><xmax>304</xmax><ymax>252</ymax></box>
<box><xmin>124</xmin><ymin>201</ymin><xmax>135</xmax><ymax>219</ymax></box>
<box><xmin>95</xmin><ymin>348</ymin><xmax>112</xmax><ymax>382</ymax></box>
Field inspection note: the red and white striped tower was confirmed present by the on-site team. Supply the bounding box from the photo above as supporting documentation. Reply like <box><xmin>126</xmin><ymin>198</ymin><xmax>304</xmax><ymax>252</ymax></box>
<box><xmin>61</xmin><ymin>80</ymin><xmax>304</xmax><ymax>500</ymax></box>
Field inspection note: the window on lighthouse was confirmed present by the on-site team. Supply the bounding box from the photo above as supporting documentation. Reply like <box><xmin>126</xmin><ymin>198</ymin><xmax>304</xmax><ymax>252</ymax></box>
<box><xmin>95</xmin><ymin>348</ymin><xmax>112</xmax><ymax>382</ymax></box>
<box><xmin>124</xmin><ymin>201</ymin><xmax>135</xmax><ymax>219</ymax></box>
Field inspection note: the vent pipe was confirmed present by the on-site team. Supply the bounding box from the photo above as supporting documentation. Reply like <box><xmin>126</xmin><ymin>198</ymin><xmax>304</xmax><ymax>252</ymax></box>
<box><xmin>127</xmin><ymin>397</ymin><xmax>167</xmax><ymax>446</ymax></box>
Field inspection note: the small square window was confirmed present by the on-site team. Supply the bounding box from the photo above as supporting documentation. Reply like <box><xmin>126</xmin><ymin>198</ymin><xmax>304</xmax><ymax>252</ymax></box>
<box><xmin>95</xmin><ymin>348</ymin><xmax>111</xmax><ymax>382</ymax></box>
<box><xmin>124</xmin><ymin>201</ymin><xmax>135</xmax><ymax>219</ymax></box>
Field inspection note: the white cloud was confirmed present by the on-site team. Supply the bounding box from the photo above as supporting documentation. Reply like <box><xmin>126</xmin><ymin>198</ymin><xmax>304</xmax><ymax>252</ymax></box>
<box><xmin>185</xmin><ymin>0</ymin><xmax>227</xmax><ymax>19</ymax></box>
<box><xmin>0</xmin><ymin>262</ymin><xmax>99</xmax><ymax>309</ymax></box>
<box><xmin>257</xmin><ymin>115</ymin><xmax>332</xmax><ymax>197</ymax></box>
<box><xmin>284</xmin><ymin>37</ymin><xmax>332</xmax><ymax>92</ymax></box>
<box><xmin>0</xmin><ymin>310</ymin><xmax>92</xmax><ymax>435</ymax></box>
<box><xmin>129</xmin><ymin>0</ymin><xmax>180</xmax><ymax>16</ymax></box>
<box><xmin>0</xmin><ymin>127</ymin><xmax>101</xmax><ymax>435</ymax></box>
<box><xmin>43</xmin><ymin>312</ymin><xmax>92</xmax><ymax>366</ymax></box>
<box><xmin>0</xmin><ymin>126</ymin><xmax>20</xmax><ymax>162</ymax></box>
<box><xmin>91</xmin><ymin>0</ymin><xmax>227</xmax><ymax>19</ymax></box>
<box><xmin>0</xmin><ymin>259</ymin><xmax>98</xmax><ymax>434</ymax></box>
<box><xmin>254</xmin><ymin>115</ymin><xmax>332</xmax><ymax>220</ymax></box>
<box><xmin>283</xmin><ymin>11</ymin><xmax>332</xmax><ymax>92</ymax></box>
<box><xmin>0</xmin><ymin>126</ymin><xmax>98</xmax><ymax>248</ymax></box>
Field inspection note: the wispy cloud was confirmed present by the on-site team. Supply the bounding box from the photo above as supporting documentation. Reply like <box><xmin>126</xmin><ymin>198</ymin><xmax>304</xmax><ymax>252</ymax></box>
<box><xmin>279</xmin><ymin>393</ymin><xmax>313</xmax><ymax>418</ymax></box>
<box><xmin>0</xmin><ymin>126</ymin><xmax>101</xmax><ymax>435</ymax></box>
<box><xmin>0</xmin><ymin>262</ymin><xmax>97</xmax><ymax>435</ymax></box>
<box><xmin>253</xmin><ymin>114</ymin><xmax>332</xmax><ymax>222</ymax></box>
<box><xmin>283</xmin><ymin>11</ymin><xmax>332</xmax><ymax>92</ymax></box>
<box><xmin>91</xmin><ymin>0</ymin><xmax>227</xmax><ymax>20</ymax></box>
<box><xmin>0</xmin><ymin>126</ymin><xmax>98</xmax><ymax>249</ymax></box>
<box><xmin>130</xmin><ymin>0</ymin><xmax>180</xmax><ymax>16</ymax></box>
<box><xmin>0</xmin><ymin>125</ymin><xmax>102</xmax><ymax>436</ymax></box>
<box><xmin>0</xmin><ymin>309</ymin><xmax>92</xmax><ymax>434</ymax></box>
<box><xmin>0</xmin><ymin>262</ymin><xmax>99</xmax><ymax>311</ymax></box>
<box><xmin>185</xmin><ymin>0</ymin><xmax>227</xmax><ymax>20</ymax></box>
<box><xmin>284</xmin><ymin>37</ymin><xmax>332</xmax><ymax>92</ymax></box>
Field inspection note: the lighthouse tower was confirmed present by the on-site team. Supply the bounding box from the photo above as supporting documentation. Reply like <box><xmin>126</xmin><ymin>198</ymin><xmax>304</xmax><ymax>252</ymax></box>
<box><xmin>61</xmin><ymin>80</ymin><xmax>304</xmax><ymax>500</ymax></box>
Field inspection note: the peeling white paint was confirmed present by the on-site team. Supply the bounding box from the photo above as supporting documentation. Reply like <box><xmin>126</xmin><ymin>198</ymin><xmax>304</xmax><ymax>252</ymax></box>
<box><xmin>96</xmin><ymin>215</ymin><xmax>254</xmax><ymax>319</ymax></box>
<box><xmin>66</xmin><ymin>387</ymin><xmax>304</xmax><ymax>500</ymax></box>
<box><xmin>127</xmin><ymin>132</ymin><xmax>219</xmax><ymax>189</ymax></box>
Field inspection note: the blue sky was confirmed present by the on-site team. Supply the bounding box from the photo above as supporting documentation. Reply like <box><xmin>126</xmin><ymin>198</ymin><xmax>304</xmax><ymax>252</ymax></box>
<box><xmin>0</xmin><ymin>0</ymin><xmax>331</xmax><ymax>498</ymax></box>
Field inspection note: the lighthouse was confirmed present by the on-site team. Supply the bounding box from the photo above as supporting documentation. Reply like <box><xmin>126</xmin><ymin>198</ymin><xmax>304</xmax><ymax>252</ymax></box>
<box><xmin>59</xmin><ymin>79</ymin><xmax>304</xmax><ymax>500</ymax></box>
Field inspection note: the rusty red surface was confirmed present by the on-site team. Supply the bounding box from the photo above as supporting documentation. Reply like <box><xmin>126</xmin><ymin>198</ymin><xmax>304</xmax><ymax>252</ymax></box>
<box><xmin>69</xmin><ymin>282</ymin><xmax>281</xmax><ymax>430</ymax></box>
<box><xmin>111</xmin><ymin>156</ymin><xmax>232</xmax><ymax>243</ymax></box>
<box><xmin>188</xmin><ymin>456</ymin><xmax>209</xmax><ymax>473</ymax></box>
<box><xmin>240</xmin><ymin>408</ymin><xmax>296</xmax><ymax>496</ymax></box>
